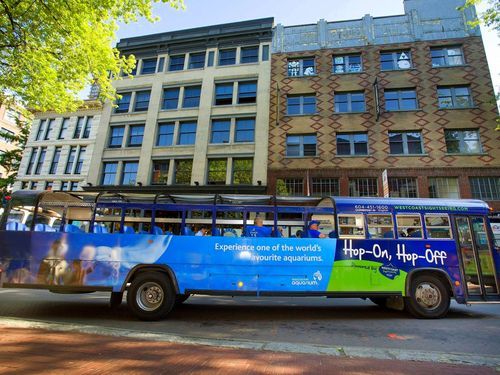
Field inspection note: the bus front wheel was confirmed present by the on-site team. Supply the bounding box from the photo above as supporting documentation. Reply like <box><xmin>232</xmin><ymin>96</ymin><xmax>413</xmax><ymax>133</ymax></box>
<box><xmin>127</xmin><ymin>272</ymin><xmax>175</xmax><ymax>321</ymax></box>
<box><xmin>405</xmin><ymin>274</ymin><xmax>450</xmax><ymax>319</ymax></box>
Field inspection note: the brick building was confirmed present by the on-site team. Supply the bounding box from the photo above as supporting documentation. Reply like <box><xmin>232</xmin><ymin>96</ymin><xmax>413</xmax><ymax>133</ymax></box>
<box><xmin>268</xmin><ymin>0</ymin><xmax>500</xmax><ymax>210</ymax></box>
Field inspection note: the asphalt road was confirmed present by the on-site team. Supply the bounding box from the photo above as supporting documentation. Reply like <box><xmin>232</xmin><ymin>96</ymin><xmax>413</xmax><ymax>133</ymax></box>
<box><xmin>0</xmin><ymin>289</ymin><xmax>499</xmax><ymax>358</ymax></box>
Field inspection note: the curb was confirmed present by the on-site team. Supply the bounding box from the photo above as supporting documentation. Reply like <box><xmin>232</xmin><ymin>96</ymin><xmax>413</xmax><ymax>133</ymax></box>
<box><xmin>0</xmin><ymin>316</ymin><xmax>498</xmax><ymax>368</ymax></box>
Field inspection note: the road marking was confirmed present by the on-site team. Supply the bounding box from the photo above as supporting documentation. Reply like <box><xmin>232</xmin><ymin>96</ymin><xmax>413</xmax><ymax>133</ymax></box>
<box><xmin>0</xmin><ymin>316</ymin><xmax>498</xmax><ymax>368</ymax></box>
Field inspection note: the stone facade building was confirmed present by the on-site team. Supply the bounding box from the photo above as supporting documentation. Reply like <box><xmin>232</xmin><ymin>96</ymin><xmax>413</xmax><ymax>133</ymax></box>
<box><xmin>268</xmin><ymin>0</ymin><xmax>500</xmax><ymax>209</ymax></box>
<box><xmin>14</xmin><ymin>100</ymin><xmax>102</xmax><ymax>191</ymax></box>
<box><xmin>86</xmin><ymin>18</ymin><xmax>273</xmax><ymax>194</ymax></box>
<box><xmin>0</xmin><ymin>103</ymin><xmax>27</xmax><ymax>181</ymax></box>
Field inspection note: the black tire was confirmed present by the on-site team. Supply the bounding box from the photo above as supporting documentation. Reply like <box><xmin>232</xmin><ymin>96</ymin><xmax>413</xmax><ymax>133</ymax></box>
<box><xmin>369</xmin><ymin>297</ymin><xmax>388</xmax><ymax>308</ymax></box>
<box><xmin>127</xmin><ymin>272</ymin><xmax>175</xmax><ymax>321</ymax></box>
<box><xmin>175</xmin><ymin>294</ymin><xmax>190</xmax><ymax>305</ymax></box>
<box><xmin>405</xmin><ymin>274</ymin><xmax>450</xmax><ymax>319</ymax></box>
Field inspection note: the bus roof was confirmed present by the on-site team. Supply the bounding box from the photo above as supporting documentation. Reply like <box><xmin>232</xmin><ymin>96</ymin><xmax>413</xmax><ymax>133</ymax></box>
<box><xmin>332</xmin><ymin>197</ymin><xmax>490</xmax><ymax>215</ymax></box>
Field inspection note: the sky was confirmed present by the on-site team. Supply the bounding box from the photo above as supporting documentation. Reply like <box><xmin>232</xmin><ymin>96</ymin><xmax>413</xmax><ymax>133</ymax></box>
<box><xmin>113</xmin><ymin>0</ymin><xmax>500</xmax><ymax>99</ymax></box>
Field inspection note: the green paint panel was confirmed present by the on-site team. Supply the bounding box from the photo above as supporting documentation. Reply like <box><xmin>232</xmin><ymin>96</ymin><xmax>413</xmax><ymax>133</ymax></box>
<box><xmin>327</xmin><ymin>260</ymin><xmax>407</xmax><ymax>293</ymax></box>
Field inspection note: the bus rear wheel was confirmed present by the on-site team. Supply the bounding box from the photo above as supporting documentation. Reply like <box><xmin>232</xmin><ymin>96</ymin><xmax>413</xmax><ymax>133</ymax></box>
<box><xmin>127</xmin><ymin>272</ymin><xmax>175</xmax><ymax>321</ymax></box>
<box><xmin>405</xmin><ymin>274</ymin><xmax>450</xmax><ymax>319</ymax></box>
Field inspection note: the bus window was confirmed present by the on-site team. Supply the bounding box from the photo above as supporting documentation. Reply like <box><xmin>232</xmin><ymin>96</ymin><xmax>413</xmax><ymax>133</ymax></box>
<box><xmin>338</xmin><ymin>214</ymin><xmax>365</xmax><ymax>239</ymax></box>
<box><xmin>396</xmin><ymin>214</ymin><xmax>423</xmax><ymax>238</ymax></box>
<box><xmin>425</xmin><ymin>214</ymin><xmax>452</xmax><ymax>239</ymax></box>
<box><xmin>367</xmin><ymin>214</ymin><xmax>394</xmax><ymax>239</ymax></box>
<box><xmin>276</xmin><ymin>211</ymin><xmax>304</xmax><ymax>238</ymax></box>
<box><xmin>94</xmin><ymin>207</ymin><xmax>122</xmax><ymax>233</ymax></box>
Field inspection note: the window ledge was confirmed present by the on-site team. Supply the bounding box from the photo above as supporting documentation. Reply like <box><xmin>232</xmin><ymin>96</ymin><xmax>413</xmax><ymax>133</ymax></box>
<box><xmin>285</xmin><ymin>156</ymin><xmax>318</xmax><ymax>159</ymax></box>
<box><xmin>287</xmin><ymin>74</ymin><xmax>318</xmax><ymax>78</ymax></box>
<box><xmin>285</xmin><ymin>113</ymin><xmax>319</xmax><ymax>117</ymax></box>
<box><xmin>331</xmin><ymin>71</ymin><xmax>364</xmax><ymax>75</ymax></box>
<box><xmin>389</xmin><ymin>153</ymin><xmax>429</xmax><ymax>157</ymax></box>
<box><xmin>335</xmin><ymin>154</ymin><xmax>370</xmax><ymax>158</ymax></box>
<box><xmin>445</xmin><ymin>152</ymin><xmax>488</xmax><ymax>156</ymax></box>
<box><xmin>334</xmin><ymin>111</ymin><xmax>369</xmax><ymax>115</ymax></box>
<box><xmin>380</xmin><ymin>68</ymin><xmax>416</xmax><ymax>72</ymax></box>
<box><xmin>438</xmin><ymin>106</ymin><xmax>479</xmax><ymax>111</ymax></box>
<box><xmin>432</xmin><ymin>64</ymin><xmax>470</xmax><ymax>69</ymax></box>
<box><xmin>386</xmin><ymin>109</ymin><xmax>421</xmax><ymax>113</ymax></box>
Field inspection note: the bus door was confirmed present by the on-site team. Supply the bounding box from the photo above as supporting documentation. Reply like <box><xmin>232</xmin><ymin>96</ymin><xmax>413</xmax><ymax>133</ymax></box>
<box><xmin>454</xmin><ymin>216</ymin><xmax>499</xmax><ymax>299</ymax></box>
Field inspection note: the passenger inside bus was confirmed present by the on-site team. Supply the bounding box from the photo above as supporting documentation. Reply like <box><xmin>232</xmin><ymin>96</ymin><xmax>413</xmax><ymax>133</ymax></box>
<box><xmin>244</xmin><ymin>216</ymin><xmax>272</xmax><ymax>237</ymax></box>
<box><xmin>307</xmin><ymin>220</ymin><xmax>327</xmax><ymax>238</ymax></box>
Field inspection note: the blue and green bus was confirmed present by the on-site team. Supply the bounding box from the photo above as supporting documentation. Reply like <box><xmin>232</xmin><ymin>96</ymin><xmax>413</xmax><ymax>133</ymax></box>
<box><xmin>0</xmin><ymin>190</ymin><xmax>499</xmax><ymax>320</ymax></box>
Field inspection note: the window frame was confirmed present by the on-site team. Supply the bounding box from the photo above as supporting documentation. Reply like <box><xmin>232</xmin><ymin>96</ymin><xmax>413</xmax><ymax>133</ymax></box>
<box><xmin>470</xmin><ymin>177</ymin><xmax>500</xmax><ymax>201</ymax></box>
<box><xmin>388</xmin><ymin>131</ymin><xmax>424</xmax><ymax>155</ymax></box>
<box><xmin>396</xmin><ymin>214</ymin><xmax>423</xmax><ymax>239</ymax></box>
<box><xmin>115</xmin><ymin>92</ymin><xmax>132</xmax><ymax>113</ymax></box>
<box><xmin>188</xmin><ymin>52</ymin><xmax>206</xmax><ymax>69</ymax></box>
<box><xmin>232</xmin><ymin>158</ymin><xmax>253</xmax><ymax>185</ymax></box>
<box><xmin>210</xmin><ymin>119</ymin><xmax>231</xmax><ymax>144</ymax></box>
<box><xmin>182</xmin><ymin>85</ymin><xmax>201</xmax><ymax>108</ymax></box>
<box><xmin>108</xmin><ymin>126</ymin><xmax>125</xmax><ymax>148</ymax></box>
<box><xmin>162</xmin><ymin>87</ymin><xmax>180</xmax><ymax>110</ymax></box>
<box><xmin>237</xmin><ymin>81</ymin><xmax>257</xmax><ymax>104</ymax></box>
<box><xmin>334</xmin><ymin>91</ymin><xmax>366</xmax><ymax>113</ymax></box>
<box><xmin>336</xmin><ymin>132</ymin><xmax>368</xmax><ymax>156</ymax></box>
<box><xmin>121</xmin><ymin>161</ymin><xmax>139</xmax><ymax>185</ymax></box>
<box><xmin>380</xmin><ymin>50</ymin><xmax>412</xmax><ymax>71</ymax></box>
<box><xmin>338</xmin><ymin>214</ymin><xmax>366</xmax><ymax>239</ymax></box>
<box><xmin>287</xmin><ymin>57</ymin><xmax>316</xmax><ymax>77</ymax></box>
<box><xmin>128</xmin><ymin>125</ymin><xmax>145</xmax><ymax>147</ymax></box>
<box><xmin>206</xmin><ymin>159</ymin><xmax>228</xmax><ymax>185</ymax></box>
<box><xmin>240</xmin><ymin>46</ymin><xmax>259</xmax><ymax>64</ymax></box>
<box><xmin>424</xmin><ymin>214</ymin><xmax>452</xmax><ymax>239</ymax></box>
<box><xmin>140</xmin><ymin>58</ymin><xmax>157</xmax><ymax>75</ymax></box>
<box><xmin>215</xmin><ymin>82</ymin><xmax>234</xmax><ymax>106</ymax></box>
<box><xmin>437</xmin><ymin>86</ymin><xmax>473</xmax><ymax>109</ymax></box>
<box><xmin>156</xmin><ymin>123</ymin><xmax>175</xmax><ymax>147</ymax></box>
<box><xmin>444</xmin><ymin>129</ymin><xmax>482</xmax><ymax>154</ymax></box>
<box><xmin>177</xmin><ymin>122</ymin><xmax>197</xmax><ymax>145</ymax></box>
<box><xmin>133</xmin><ymin>90</ymin><xmax>151</xmax><ymax>112</ymax></box>
<box><xmin>367</xmin><ymin>214</ymin><xmax>394</xmax><ymax>239</ymax></box>
<box><xmin>101</xmin><ymin>162</ymin><xmax>118</xmax><ymax>185</ymax></box>
<box><xmin>431</xmin><ymin>46</ymin><xmax>465</xmax><ymax>67</ymax></box>
<box><xmin>348</xmin><ymin>177</ymin><xmax>378</xmax><ymax>197</ymax></box>
<box><xmin>384</xmin><ymin>89</ymin><xmax>418</xmax><ymax>111</ymax></box>
<box><xmin>332</xmin><ymin>54</ymin><xmax>363</xmax><ymax>74</ymax></box>
<box><xmin>286</xmin><ymin>134</ymin><xmax>317</xmax><ymax>157</ymax></box>
<box><xmin>286</xmin><ymin>94</ymin><xmax>317</xmax><ymax>116</ymax></box>
<box><xmin>218</xmin><ymin>48</ymin><xmax>237</xmax><ymax>66</ymax></box>
<box><xmin>168</xmin><ymin>55</ymin><xmax>185</xmax><ymax>71</ymax></box>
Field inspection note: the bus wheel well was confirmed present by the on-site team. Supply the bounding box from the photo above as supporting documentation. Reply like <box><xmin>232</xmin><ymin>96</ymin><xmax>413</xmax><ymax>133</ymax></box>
<box><xmin>124</xmin><ymin>265</ymin><xmax>179</xmax><ymax>294</ymax></box>
<box><xmin>406</xmin><ymin>270</ymin><xmax>453</xmax><ymax>298</ymax></box>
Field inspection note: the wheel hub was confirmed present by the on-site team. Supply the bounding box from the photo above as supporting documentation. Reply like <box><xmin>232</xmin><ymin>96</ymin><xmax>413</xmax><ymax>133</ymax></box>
<box><xmin>137</xmin><ymin>282</ymin><xmax>164</xmax><ymax>311</ymax></box>
<box><xmin>415</xmin><ymin>282</ymin><xmax>441</xmax><ymax>310</ymax></box>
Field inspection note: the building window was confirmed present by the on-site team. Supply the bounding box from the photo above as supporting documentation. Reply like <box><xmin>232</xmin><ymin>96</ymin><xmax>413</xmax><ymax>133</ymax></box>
<box><xmin>69</xmin><ymin>181</ymin><xmax>79</xmax><ymax>191</ymax></box>
<box><xmin>207</xmin><ymin>51</ymin><xmax>215</xmax><ymax>67</ymax></box>
<box><xmin>65</xmin><ymin>146</ymin><xmax>77</xmax><ymax>174</ymax></box>
<box><xmin>287</xmin><ymin>57</ymin><xmax>315</xmax><ymax>76</ymax></box>
<box><xmin>276</xmin><ymin>178</ymin><xmax>303</xmax><ymax>196</ymax></box>
<box><xmin>177</xmin><ymin>122</ymin><xmax>197</xmax><ymax>145</ymax></box>
<box><xmin>169</xmin><ymin>55</ymin><xmax>185</xmax><ymax>71</ymax></box>
<box><xmin>235</xmin><ymin>118</ymin><xmax>255</xmax><ymax>143</ymax></box>
<box><xmin>82</xmin><ymin>117</ymin><xmax>93</xmax><ymax>139</ymax></box>
<box><xmin>128</xmin><ymin>125</ymin><xmax>145</xmax><ymax>147</ymax></box>
<box><xmin>134</xmin><ymin>90</ymin><xmax>151</xmax><ymax>112</ymax></box>
<box><xmin>380</xmin><ymin>50</ymin><xmax>412</xmax><ymax>70</ymax></box>
<box><xmin>311</xmin><ymin>178</ymin><xmax>340</xmax><ymax>197</ymax></box>
<box><xmin>157</xmin><ymin>123</ymin><xmax>175</xmax><ymax>146</ymax></box>
<box><xmin>151</xmin><ymin>160</ymin><xmax>170</xmax><ymax>185</ymax></box>
<box><xmin>121</xmin><ymin>162</ymin><xmax>138</xmax><ymax>185</ymax></box>
<box><xmin>238</xmin><ymin>81</ymin><xmax>257</xmax><ymax>104</ymax></box>
<box><xmin>141</xmin><ymin>58</ymin><xmax>157</xmax><ymax>74</ymax></box>
<box><xmin>115</xmin><ymin>93</ymin><xmax>131</xmax><ymax>113</ymax></box>
<box><xmin>0</xmin><ymin>127</ymin><xmax>14</xmax><ymax>143</ymax></box>
<box><xmin>470</xmin><ymin>177</ymin><xmax>500</xmax><ymax>200</ymax></box>
<box><xmin>287</xmin><ymin>95</ymin><xmax>316</xmax><ymax>115</ymax></box>
<box><xmin>26</xmin><ymin>148</ymin><xmax>38</xmax><ymax>175</ymax></box>
<box><xmin>336</xmin><ymin>133</ymin><xmax>368</xmax><ymax>156</ymax></box>
<box><xmin>431</xmin><ymin>46</ymin><xmax>464</xmax><ymax>67</ymax></box>
<box><xmin>188</xmin><ymin>52</ymin><xmax>205</xmax><ymax>69</ymax></box>
<box><xmin>389</xmin><ymin>177</ymin><xmax>418</xmax><ymax>198</ymax></box>
<box><xmin>60</xmin><ymin>181</ymin><xmax>69</xmax><ymax>191</ymax></box>
<box><xmin>45</xmin><ymin>181</ymin><xmax>53</xmax><ymax>191</ymax></box>
<box><xmin>109</xmin><ymin>126</ymin><xmax>125</xmax><ymax>148</ymax></box>
<box><xmin>349</xmin><ymin>178</ymin><xmax>378</xmax><ymax>197</ymax></box>
<box><xmin>101</xmin><ymin>162</ymin><xmax>118</xmax><ymax>185</ymax></box>
<box><xmin>215</xmin><ymin>83</ymin><xmax>233</xmax><ymax>105</ymax></box>
<box><xmin>162</xmin><ymin>88</ymin><xmax>179</xmax><ymax>110</ymax></box>
<box><xmin>429</xmin><ymin>177</ymin><xmax>460</xmax><ymax>198</ymax></box>
<box><xmin>207</xmin><ymin>159</ymin><xmax>227</xmax><ymax>185</ymax></box>
<box><xmin>218</xmin><ymin>48</ymin><xmax>236</xmax><ymax>66</ymax></box>
<box><xmin>174</xmin><ymin>159</ymin><xmax>193</xmax><ymax>184</ymax></box>
<box><xmin>210</xmin><ymin>119</ymin><xmax>230</xmax><ymax>143</ymax></box>
<box><xmin>445</xmin><ymin>129</ymin><xmax>482</xmax><ymax>154</ymax></box>
<box><xmin>157</xmin><ymin>57</ymin><xmax>165</xmax><ymax>72</ymax></box>
<box><xmin>437</xmin><ymin>86</ymin><xmax>473</xmax><ymax>109</ymax></box>
<box><xmin>34</xmin><ymin>147</ymin><xmax>47</xmax><ymax>175</ymax></box>
<box><xmin>44</xmin><ymin>119</ymin><xmax>55</xmax><ymax>140</ymax></box>
<box><xmin>182</xmin><ymin>86</ymin><xmax>201</xmax><ymax>108</ymax></box>
<box><xmin>389</xmin><ymin>131</ymin><xmax>424</xmax><ymax>155</ymax></box>
<box><xmin>232</xmin><ymin>158</ymin><xmax>253</xmax><ymax>184</ymax></box>
<box><xmin>74</xmin><ymin>147</ymin><xmax>86</xmax><ymax>175</ymax></box>
<box><xmin>286</xmin><ymin>134</ymin><xmax>317</xmax><ymax>157</ymax></box>
<box><xmin>333</xmin><ymin>54</ymin><xmax>362</xmax><ymax>73</ymax></box>
<box><xmin>58</xmin><ymin>118</ymin><xmax>69</xmax><ymax>139</ymax></box>
<box><xmin>49</xmin><ymin>147</ymin><xmax>61</xmax><ymax>175</ymax></box>
<box><xmin>262</xmin><ymin>45</ymin><xmax>270</xmax><ymax>61</ymax></box>
<box><xmin>21</xmin><ymin>181</ymin><xmax>28</xmax><ymax>190</ymax></box>
<box><xmin>334</xmin><ymin>91</ymin><xmax>365</xmax><ymax>113</ymax></box>
<box><xmin>240</xmin><ymin>46</ymin><xmax>259</xmax><ymax>63</ymax></box>
<box><xmin>73</xmin><ymin>117</ymin><xmax>85</xmax><ymax>138</ymax></box>
<box><xmin>36</xmin><ymin>120</ymin><xmax>46</xmax><ymax>140</ymax></box>
<box><xmin>385</xmin><ymin>89</ymin><xmax>418</xmax><ymax>111</ymax></box>
<box><xmin>30</xmin><ymin>181</ymin><xmax>38</xmax><ymax>190</ymax></box>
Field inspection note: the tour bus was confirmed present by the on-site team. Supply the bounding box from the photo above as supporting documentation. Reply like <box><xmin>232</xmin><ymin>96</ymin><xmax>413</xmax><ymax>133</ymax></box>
<box><xmin>0</xmin><ymin>190</ymin><xmax>498</xmax><ymax>320</ymax></box>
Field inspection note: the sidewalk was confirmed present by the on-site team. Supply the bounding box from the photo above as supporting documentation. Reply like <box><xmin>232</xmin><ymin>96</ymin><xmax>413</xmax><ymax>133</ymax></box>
<box><xmin>0</xmin><ymin>325</ymin><xmax>496</xmax><ymax>375</ymax></box>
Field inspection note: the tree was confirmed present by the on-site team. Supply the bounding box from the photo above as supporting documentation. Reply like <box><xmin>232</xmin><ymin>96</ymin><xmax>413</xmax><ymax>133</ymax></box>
<box><xmin>460</xmin><ymin>0</ymin><xmax>499</xmax><ymax>32</ymax></box>
<box><xmin>0</xmin><ymin>0</ymin><xmax>184</xmax><ymax>112</ymax></box>
<box><xmin>0</xmin><ymin>114</ymin><xmax>30</xmax><ymax>193</ymax></box>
